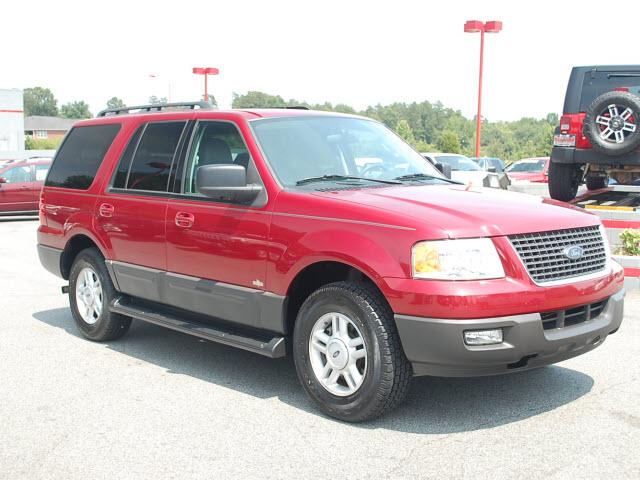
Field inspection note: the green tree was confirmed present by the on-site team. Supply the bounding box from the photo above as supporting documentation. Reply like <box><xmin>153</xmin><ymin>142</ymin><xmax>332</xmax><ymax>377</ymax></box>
<box><xmin>60</xmin><ymin>101</ymin><xmax>92</xmax><ymax>119</ymax></box>
<box><xmin>546</xmin><ymin>112</ymin><xmax>559</xmax><ymax>125</ymax></box>
<box><xmin>232</xmin><ymin>91</ymin><xmax>287</xmax><ymax>108</ymax></box>
<box><xmin>395</xmin><ymin>119</ymin><xmax>416</xmax><ymax>144</ymax></box>
<box><xmin>148</xmin><ymin>95</ymin><xmax>168</xmax><ymax>105</ymax></box>
<box><xmin>23</xmin><ymin>87</ymin><xmax>58</xmax><ymax>116</ymax></box>
<box><xmin>106</xmin><ymin>97</ymin><xmax>125</xmax><ymax>109</ymax></box>
<box><xmin>437</xmin><ymin>130</ymin><xmax>462</xmax><ymax>153</ymax></box>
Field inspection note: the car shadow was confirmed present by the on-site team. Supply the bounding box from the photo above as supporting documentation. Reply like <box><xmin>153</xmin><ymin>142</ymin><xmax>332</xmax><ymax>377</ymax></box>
<box><xmin>33</xmin><ymin>308</ymin><xmax>594</xmax><ymax>434</ymax></box>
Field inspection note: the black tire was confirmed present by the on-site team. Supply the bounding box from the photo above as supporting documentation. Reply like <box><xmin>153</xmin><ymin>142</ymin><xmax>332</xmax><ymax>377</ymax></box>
<box><xmin>68</xmin><ymin>248</ymin><xmax>131</xmax><ymax>341</ymax></box>
<box><xmin>586</xmin><ymin>175</ymin><xmax>607</xmax><ymax>191</ymax></box>
<box><xmin>293</xmin><ymin>281</ymin><xmax>412</xmax><ymax>422</ymax></box>
<box><xmin>584</xmin><ymin>91</ymin><xmax>640</xmax><ymax>156</ymax></box>
<box><xmin>548</xmin><ymin>161</ymin><xmax>582</xmax><ymax>201</ymax></box>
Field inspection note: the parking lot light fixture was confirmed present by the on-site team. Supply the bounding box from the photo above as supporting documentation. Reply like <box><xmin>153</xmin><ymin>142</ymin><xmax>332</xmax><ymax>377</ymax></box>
<box><xmin>464</xmin><ymin>20</ymin><xmax>502</xmax><ymax>157</ymax></box>
<box><xmin>192</xmin><ymin>67</ymin><xmax>220</xmax><ymax>103</ymax></box>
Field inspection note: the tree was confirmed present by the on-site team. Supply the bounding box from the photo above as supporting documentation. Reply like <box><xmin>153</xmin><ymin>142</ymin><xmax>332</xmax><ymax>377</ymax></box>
<box><xmin>437</xmin><ymin>131</ymin><xmax>462</xmax><ymax>153</ymax></box>
<box><xmin>395</xmin><ymin>119</ymin><xmax>416</xmax><ymax>144</ymax></box>
<box><xmin>106</xmin><ymin>97</ymin><xmax>125</xmax><ymax>109</ymax></box>
<box><xmin>60</xmin><ymin>101</ymin><xmax>92</xmax><ymax>119</ymax></box>
<box><xmin>232</xmin><ymin>91</ymin><xmax>287</xmax><ymax>108</ymax></box>
<box><xmin>23</xmin><ymin>87</ymin><xmax>58</xmax><ymax>116</ymax></box>
<box><xmin>149</xmin><ymin>95</ymin><xmax>168</xmax><ymax>105</ymax></box>
<box><xmin>546</xmin><ymin>112</ymin><xmax>559</xmax><ymax>125</ymax></box>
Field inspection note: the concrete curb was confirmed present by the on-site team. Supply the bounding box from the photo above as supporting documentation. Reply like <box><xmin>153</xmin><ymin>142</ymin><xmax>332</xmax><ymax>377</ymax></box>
<box><xmin>613</xmin><ymin>255</ymin><xmax>640</xmax><ymax>290</ymax></box>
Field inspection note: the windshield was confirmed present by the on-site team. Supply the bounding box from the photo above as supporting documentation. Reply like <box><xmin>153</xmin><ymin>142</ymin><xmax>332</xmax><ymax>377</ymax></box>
<box><xmin>251</xmin><ymin>116</ymin><xmax>443</xmax><ymax>187</ymax></box>
<box><xmin>433</xmin><ymin>155</ymin><xmax>482</xmax><ymax>171</ymax></box>
<box><xmin>506</xmin><ymin>160</ymin><xmax>545</xmax><ymax>172</ymax></box>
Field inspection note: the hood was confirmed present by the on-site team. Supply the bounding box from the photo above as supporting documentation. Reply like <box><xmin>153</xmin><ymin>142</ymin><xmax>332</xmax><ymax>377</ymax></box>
<box><xmin>450</xmin><ymin>170</ymin><xmax>487</xmax><ymax>185</ymax></box>
<box><xmin>508</xmin><ymin>171</ymin><xmax>545</xmax><ymax>181</ymax></box>
<box><xmin>312</xmin><ymin>184</ymin><xmax>598</xmax><ymax>239</ymax></box>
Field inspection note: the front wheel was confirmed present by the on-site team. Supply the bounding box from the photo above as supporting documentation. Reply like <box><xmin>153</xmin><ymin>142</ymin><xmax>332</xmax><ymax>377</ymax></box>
<box><xmin>548</xmin><ymin>161</ymin><xmax>582</xmax><ymax>201</ymax></box>
<box><xmin>293</xmin><ymin>282</ymin><xmax>412</xmax><ymax>422</ymax></box>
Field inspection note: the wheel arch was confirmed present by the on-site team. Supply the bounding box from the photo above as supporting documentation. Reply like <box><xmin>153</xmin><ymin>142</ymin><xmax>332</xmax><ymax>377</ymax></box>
<box><xmin>60</xmin><ymin>233</ymin><xmax>106</xmax><ymax>280</ymax></box>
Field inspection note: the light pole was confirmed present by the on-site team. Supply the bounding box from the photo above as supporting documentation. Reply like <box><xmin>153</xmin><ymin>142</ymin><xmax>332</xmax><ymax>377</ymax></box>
<box><xmin>192</xmin><ymin>67</ymin><xmax>219</xmax><ymax>103</ymax></box>
<box><xmin>464</xmin><ymin>20</ymin><xmax>502</xmax><ymax>158</ymax></box>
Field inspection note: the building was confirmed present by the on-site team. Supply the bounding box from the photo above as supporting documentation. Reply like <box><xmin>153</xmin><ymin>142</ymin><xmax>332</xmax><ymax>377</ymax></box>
<box><xmin>0</xmin><ymin>89</ymin><xmax>25</xmax><ymax>159</ymax></box>
<box><xmin>24</xmin><ymin>116</ymin><xmax>76</xmax><ymax>140</ymax></box>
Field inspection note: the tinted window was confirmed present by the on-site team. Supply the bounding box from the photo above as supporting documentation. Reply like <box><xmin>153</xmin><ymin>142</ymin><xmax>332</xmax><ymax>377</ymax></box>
<box><xmin>127</xmin><ymin>122</ymin><xmax>185</xmax><ymax>191</ymax></box>
<box><xmin>46</xmin><ymin>124</ymin><xmax>121</xmax><ymax>189</ymax></box>
<box><xmin>580</xmin><ymin>72</ymin><xmax>640</xmax><ymax>111</ymax></box>
<box><xmin>112</xmin><ymin>125</ymin><xmax>144</xmax><ymax>189</ymax></box>
<box><xmin>2</xmin><ymin>165</ymin><xmax>31</xmax><ymax>183</ymax></box>
<box><xmin>183</xmin><ymin>122</ymin><xmax>250</xmax><ymax>195</ymax></box>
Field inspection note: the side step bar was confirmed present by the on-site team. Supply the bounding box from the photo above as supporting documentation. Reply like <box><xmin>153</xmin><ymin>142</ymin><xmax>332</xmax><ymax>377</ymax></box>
<box><xmin>110</xmin><ymin>297</ymin><xmax>286</xmax><ymax>358</ymax></box>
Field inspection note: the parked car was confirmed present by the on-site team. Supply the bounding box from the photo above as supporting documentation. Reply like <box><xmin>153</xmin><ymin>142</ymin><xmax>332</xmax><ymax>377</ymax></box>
<box><xmin>38</xmin><ymin>103</ymin><xmax>625</xmax><ymax>422</ymax></box>
<box><xmin>471</xmin><ymin>156</ymin><xmax>505</xmax><ymax>173</ymax></box>
<box><xmin>422</xmin><ymin>153</ymin><xmax>488</xmax><ymax>185</ymax></box>
<box><xmin>506</xmin><ymin>157</ymin><xmax>550</xmax><ymax>183</ymax></box>
<box><xmin>0</xmin><ymin>157</ymin><xmax>52</xmax><ymax>215</ymax></box>
<box><xmin>550</xmin><ymin>65</ymin><xmax>640</xmax><ymax>200</ymax></box>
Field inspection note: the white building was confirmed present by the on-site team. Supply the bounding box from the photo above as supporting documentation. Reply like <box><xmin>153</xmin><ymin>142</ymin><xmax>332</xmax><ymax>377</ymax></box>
<box><xmin>0</xmin><ymin>89</ymin><xmax>25</xmax><ymax>160</ymax></box>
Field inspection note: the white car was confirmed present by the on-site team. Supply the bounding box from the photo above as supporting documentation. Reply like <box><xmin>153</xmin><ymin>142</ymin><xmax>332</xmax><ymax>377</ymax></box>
<box><xmin>422</xmin><ymin>153</ymin><xmax>488</xmax><ymax>186</ymax></box>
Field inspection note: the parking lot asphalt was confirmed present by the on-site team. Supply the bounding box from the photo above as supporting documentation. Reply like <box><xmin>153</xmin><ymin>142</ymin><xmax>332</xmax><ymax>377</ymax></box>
<box><xmin>1</xmin><ymin>219</ymin><xmax>639</xmax><ymax>480</ymax></box>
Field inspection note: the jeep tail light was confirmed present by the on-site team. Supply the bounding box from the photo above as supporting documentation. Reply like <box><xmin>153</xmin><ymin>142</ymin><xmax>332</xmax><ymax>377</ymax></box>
<box><xmin>614</xmin><ymin>87</ymin><xmax>629</xmax><ymax>92</ymax></box>
<box><xmin>559</xmin><ymin>113</ymin><xmax>592</xmax><ymax>149</ymax></box>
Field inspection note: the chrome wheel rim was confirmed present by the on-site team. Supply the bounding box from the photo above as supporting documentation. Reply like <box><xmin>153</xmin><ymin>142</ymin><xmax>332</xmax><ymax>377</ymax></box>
<box><xmin>75</xmin><ymin>267</ymin><xmax>103</xmax><ymax>325</ymax></box>
<box><xmin>596</xmin><ymin>103</ymin><xmax>637</xmax><ymax>144</ymax></box>
<box><xmin>309</xmin><ymin>312</ymin><xmax>367</xmax><ymax>397</ymax></box>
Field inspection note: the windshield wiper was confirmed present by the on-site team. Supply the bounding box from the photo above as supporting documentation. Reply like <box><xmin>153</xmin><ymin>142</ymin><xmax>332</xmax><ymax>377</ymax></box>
<box><xmin>295</xmin><ymin>175</ymin><xmax>401</xmax><ymax>186</ymax></box>
<box><xmin>393</xmin><ymin>173</ymin><xmax>461</xmax><ymax>184</ymax></box>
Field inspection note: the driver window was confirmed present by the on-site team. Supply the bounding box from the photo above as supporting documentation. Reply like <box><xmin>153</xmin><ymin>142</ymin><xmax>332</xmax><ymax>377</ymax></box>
<box><xmin>184</xmin><ymin>122</ymin><xmax>252</xmax><ymax>195</ymax></box>
<box><xmin>3</xmin><ymin>165</ymin><xmax>31</xmax><ymax>183</ymax></box>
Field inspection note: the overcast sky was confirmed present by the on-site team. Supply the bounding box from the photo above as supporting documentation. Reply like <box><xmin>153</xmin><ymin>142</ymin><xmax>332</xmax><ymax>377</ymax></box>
<box><xmin>2</xmin><ymin>0</ymin><xmax>638</xmax><ymax>120</ymax></box>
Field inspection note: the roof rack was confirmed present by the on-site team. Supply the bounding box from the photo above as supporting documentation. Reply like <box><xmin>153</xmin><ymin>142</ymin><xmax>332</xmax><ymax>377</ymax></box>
<box><xmin>97</xmin><ymin>101</ymin><xmax>214</xmax><ymax>117</ymax></box>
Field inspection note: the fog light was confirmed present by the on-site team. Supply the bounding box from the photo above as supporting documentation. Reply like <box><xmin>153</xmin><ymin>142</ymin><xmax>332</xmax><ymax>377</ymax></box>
<box><xmin>464</xmin><ymin>329</ymin><xmax>503</xmax><ymax>346</ymax></box>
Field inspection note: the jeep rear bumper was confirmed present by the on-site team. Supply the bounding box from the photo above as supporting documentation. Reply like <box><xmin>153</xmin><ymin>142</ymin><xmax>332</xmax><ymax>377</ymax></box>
<box><xmin>552</xmin><ymin>146</ymin><xmax>640</xmax><ymax>166</ymax></box>
<box><xmin>395</xmin><ymin>288</ymin><xmax>624</xmax><ymax>377</ymax></box>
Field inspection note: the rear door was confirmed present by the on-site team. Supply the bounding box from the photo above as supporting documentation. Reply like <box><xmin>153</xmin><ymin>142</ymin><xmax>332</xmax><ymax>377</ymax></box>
<box><xmin>94</xmin><ymin>120</ymin><xmax>188</xmax><ymax>302</ymax></box>
<box><xmin>0</xmin><ymin>164</ymin><xmax>35</xmax><ymax>212</ymax></box>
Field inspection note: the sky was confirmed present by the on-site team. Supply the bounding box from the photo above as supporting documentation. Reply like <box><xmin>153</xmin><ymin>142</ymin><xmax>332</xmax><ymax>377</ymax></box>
<box><xmin>2</xmin><ymin>0</ymin><xmax>639</xmax><ymax>121</ymax></box>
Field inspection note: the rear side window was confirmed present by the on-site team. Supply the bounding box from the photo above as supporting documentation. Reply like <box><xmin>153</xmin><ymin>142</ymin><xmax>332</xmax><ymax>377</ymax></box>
<box><xmin>45</xmin><ymin>124</ymin><xmax>120</xmax><ymax>189</ymax></box>
<box><xmin>112</xmin><ymin>125</ymin><xmax>144</xmax><ymax>189</ymax></box>
<box><xmin>580</xmin><ymin>72</ymin><xmax>640</xmax><ymax>111</ymax></box>
<box><xmin>125</xmin><ymin>122</ymin><xmax>185</xmax><ymax>191</ymax></box>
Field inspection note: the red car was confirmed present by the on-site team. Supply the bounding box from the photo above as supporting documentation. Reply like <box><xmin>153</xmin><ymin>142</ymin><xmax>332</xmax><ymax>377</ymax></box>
<box><xmin>0</xmin><ymin>157</ymin><xmax>52</xmax><ymax>215</ymax></box>
<box><xmin>37</xmin><ymin>102</ymin><xmax>624</xmax><ymax>422</ymax></box>
<box><xmin>505</xmin><ymin>157</ymin><xmax>550</xmax><ymax>183</ymax></box>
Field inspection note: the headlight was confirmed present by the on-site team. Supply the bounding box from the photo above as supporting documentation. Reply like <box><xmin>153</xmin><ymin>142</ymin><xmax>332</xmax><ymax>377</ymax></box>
<box><xmin>412</xmin><ymin>238</ymin><xmax>505</xmax><ymax>280</ymax></box>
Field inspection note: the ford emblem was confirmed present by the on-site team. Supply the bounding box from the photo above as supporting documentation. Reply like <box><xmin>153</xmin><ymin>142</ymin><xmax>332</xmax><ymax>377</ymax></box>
<box><xmin>563</xmin><ymin>245</ymin><xmax>584</xmax><ymax>260</ymax></box>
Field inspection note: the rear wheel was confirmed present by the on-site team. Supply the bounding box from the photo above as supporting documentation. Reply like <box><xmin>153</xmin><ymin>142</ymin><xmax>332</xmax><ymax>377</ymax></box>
<box><xmin>293</xmin><ymin>281</ymin><xmax>412</xmax><ymax>422</ymax></box>
<box><xmin>586</xmin><ymin>175</ymin><xmax>607</xmax><ymax>191</ymax></box>
<box><xmin>548</xmin><ymin>161</ymin><xmax>582</xmax><ymax>201</ymax></box>
<box><xmin>69</xmin><ymin>248</ymin><xmax>131</xmax><ymax>341</ymax></box>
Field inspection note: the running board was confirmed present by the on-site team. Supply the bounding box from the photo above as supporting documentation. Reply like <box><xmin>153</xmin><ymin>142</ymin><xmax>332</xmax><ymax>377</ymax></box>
<box><xmin>110</xmin><ymin>297</ymin><xmax>286</xmax><ymax>358</ymax></box>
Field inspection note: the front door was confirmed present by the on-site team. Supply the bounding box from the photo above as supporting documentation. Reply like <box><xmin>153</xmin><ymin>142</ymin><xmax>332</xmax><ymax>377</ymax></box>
<box><xmin>94</xmin><ymin>121</ymin><xmax>188</xmax><ymax>302</ymax></box>
<box><xmin>164</xmin><ymin>120</ymin><xmax>274</xmax><ymax>330</ymax></box>
<box><xmin>0</xmin><ymin>164</ymin><xmax>36</xmax><ymax>213</ymax></box>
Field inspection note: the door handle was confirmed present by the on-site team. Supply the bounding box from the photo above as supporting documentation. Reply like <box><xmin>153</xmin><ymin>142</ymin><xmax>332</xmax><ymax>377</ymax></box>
<box><xmin>99</xmin><ymin>203</ymin><xmax>115</xmax><ymax>218</ymax></box>
<box><xmin>175</xmin><ymin>212</ymin><xmax>195</xmax><ymax>228</ymax></box>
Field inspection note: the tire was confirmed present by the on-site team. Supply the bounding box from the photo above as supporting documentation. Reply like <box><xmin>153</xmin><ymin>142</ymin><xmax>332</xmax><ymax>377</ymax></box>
<box><xmin>548</xmin><ymin>161</ymin><xmax>582</xmax><ymax>201</ymax></box>
<box><xmin>69</xmin><ymin>248</ymin><xmax>131</xmax><ymax>341</ymax></box>
<box><xmin>293</xmin><ymin>281</ymin><xmax>412</xmax><ymax>422</ymax></box>
<box><xmin>584</xmin><ymin>91</ymin><xmax>640</xmax><ymax>156</ymax></box>
<box><xmin>586</xmin><ymin>175</ymin><xmax>607</xmax><ymax>191</ymax></box>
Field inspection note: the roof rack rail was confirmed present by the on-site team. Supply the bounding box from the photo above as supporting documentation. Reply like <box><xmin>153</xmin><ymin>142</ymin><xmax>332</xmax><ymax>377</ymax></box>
<box><xmin>97</xmin><ymin>101</ymin><xmax>214</xmax><ymax>117</ymax></box>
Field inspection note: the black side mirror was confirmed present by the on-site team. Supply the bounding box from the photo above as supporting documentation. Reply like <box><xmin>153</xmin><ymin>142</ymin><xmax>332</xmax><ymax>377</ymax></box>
<box><xmin>435</xmin><ymin>162</ymin><xmax>452</xmax><ymax>179</ymax></box>
<box><xmin>487</xmin><ymin>166</ymin><xmax>497</xmax><ymax>173</ymax></box>
<box><xmin>196</xmin><ymin>164</ymin><xmax>262</xmax><ymax>203</ymax></box>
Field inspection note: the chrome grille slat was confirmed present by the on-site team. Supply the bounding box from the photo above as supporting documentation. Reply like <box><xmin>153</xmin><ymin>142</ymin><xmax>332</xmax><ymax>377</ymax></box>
<box><xmin>509</xmin><ymin>225</ymin><xmax>607</xmax><ymax>283</ymax></box>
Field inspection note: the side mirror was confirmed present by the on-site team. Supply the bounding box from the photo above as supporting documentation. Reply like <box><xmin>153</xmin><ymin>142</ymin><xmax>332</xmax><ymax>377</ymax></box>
<box><xmin>435</xmin><ymin>162</ymin><xmax>452</xmax><ymax>179</ymax></box>
<box><xmin>487</xmin><ymin>166</ymin><xmax>497</xmax><ymax>173</ymax></box>
<box><xmin>196</xmin><ymin>164</ymin><xmax>262</xmax><ymax>203</ymax></box>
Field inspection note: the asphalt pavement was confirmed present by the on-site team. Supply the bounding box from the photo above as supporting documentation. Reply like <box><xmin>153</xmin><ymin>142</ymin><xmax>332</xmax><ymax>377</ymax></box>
<box><xmin>1</xmin><ymin>219</ymin><xmax>638</xmax><ymax>479</ymax></box>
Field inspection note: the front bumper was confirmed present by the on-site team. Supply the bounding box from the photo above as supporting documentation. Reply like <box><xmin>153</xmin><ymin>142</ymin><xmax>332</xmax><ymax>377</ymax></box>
<box><xmin>552</xmin><ymin>146</ymin><xmax>640</xmax><ymax>166</ymax></box>
<box><xmin>395</xmin><ymin>289</ymin><xmax>624</xmax><ymax>377</ymax></box>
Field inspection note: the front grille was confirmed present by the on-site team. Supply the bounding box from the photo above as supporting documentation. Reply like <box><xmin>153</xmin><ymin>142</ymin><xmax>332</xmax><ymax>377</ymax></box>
<box><xmin>540</xmin><ymin>299</ymin><xmax>608</xmax><ymax>330</ymax></box>
<box><xmin>509</xmin><ymin>225</ymin><xmax>607</xmax><ymax>283</ymax></box>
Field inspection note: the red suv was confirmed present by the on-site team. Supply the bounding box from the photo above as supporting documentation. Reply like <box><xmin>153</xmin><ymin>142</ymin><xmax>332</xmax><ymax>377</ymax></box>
<box><xmin>0</xmin><ymin>157</ymin><xmax>52</xmax><ymax>215</ymax></box>
<box><xmin>38</xmin><ymin>102</ymin><xmax>625</xmax><ymax>422</ymax></box>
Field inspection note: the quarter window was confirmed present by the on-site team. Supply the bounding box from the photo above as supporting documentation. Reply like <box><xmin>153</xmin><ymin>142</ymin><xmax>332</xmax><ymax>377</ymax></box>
<box><xmin>45</xmin><ymin>124</ymin><xmax>121</xmax><ymax>190</ymax></box>
<box><xmin>126</xmin><ymin>122</ymin><xmax>186</xmax><ymax>192</ymax></box>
